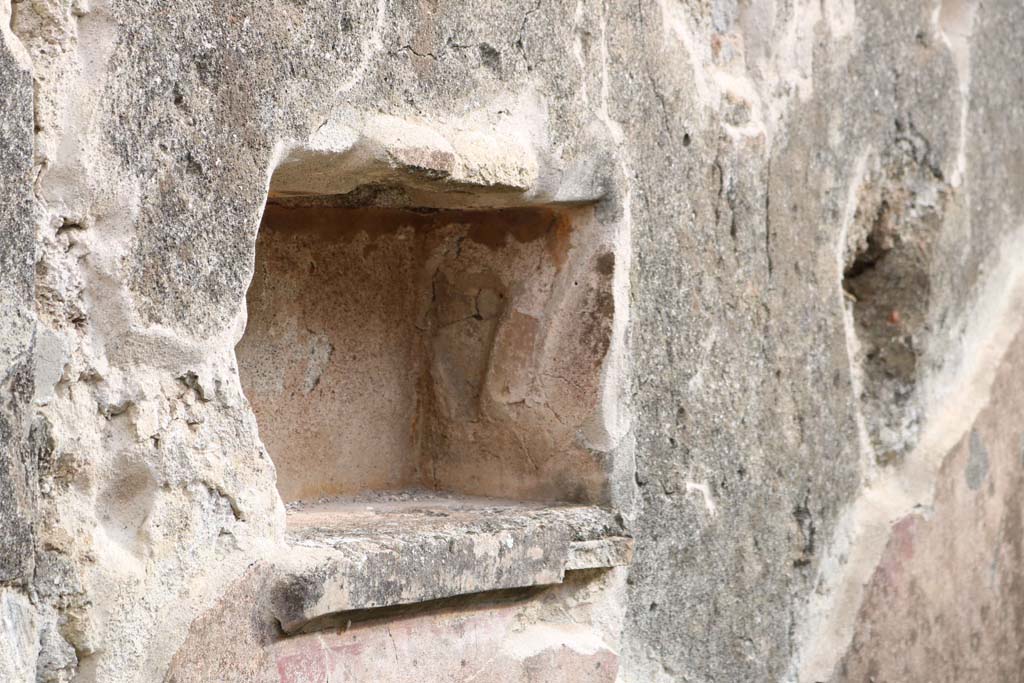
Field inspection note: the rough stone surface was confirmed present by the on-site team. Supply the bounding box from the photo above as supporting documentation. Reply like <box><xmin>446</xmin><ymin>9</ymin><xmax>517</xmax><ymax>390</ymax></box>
<box><xmin>1</xmin><ymin>0</ymin><xmax>1023</xmax><ymax>681</ymax></box>
<box><xmin>0</xmin><ymin>5</ymin><xmax>39</xmax><ymax>679</ymax></box>
<box><xmin>0</xmin><ymin>589</ymin><xmax>38</xmax><ymax>682</ymax></box>
<box><xmin>273</xmin><ymin>494</ymin><xmax>631</xmax><ymax>633</ymax></box>
<box><xmin>0</xmin><ymin>0</ymin><xmax>37</xmax><ymax>590</ymax></box>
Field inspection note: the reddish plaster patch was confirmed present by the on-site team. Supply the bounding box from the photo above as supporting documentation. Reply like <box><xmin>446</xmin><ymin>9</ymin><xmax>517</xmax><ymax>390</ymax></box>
<box><xmin>875</xmin><ymin>515</ymin><xmax>919</xmax><ymax>587</ymax></box>
<box><xmin>275</xmin><ymin>639</ymin><xmax>328</xmax><ymax>683</ymax></box>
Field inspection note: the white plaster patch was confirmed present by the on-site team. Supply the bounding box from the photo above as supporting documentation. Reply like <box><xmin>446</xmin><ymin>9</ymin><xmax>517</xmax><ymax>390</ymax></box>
<box><xmin>33</xmin><ymin>327</ymin><xmax>68</xmax><ymax>405</ymax></box>
<box><xmin>502</xmin><ymin>623</ymin><xmax>610</xmax><ymax>659</ymax></box>
<box><xmin>685</xmin><ymin>481</ymin><xmax>718</xmax><ymax>517</ymax></box>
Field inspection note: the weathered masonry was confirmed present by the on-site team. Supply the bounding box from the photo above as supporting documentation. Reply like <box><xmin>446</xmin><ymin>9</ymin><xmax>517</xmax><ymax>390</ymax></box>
<box><xmin>232</xmin><ymin>117</ymin><xmax>633</xmax><ymax>634</ymax></box>
<box><xmin>4</xmin><ymin>1</ymin><xmax>1024</xmax><ymax>681</ymax></box>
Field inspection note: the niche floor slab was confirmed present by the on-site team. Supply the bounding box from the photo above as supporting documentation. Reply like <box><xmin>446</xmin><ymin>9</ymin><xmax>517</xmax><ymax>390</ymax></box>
<box><xmin>269</xmin><ymin>491</ymin><xmax>632</xmax><ymax>634</ymax></box>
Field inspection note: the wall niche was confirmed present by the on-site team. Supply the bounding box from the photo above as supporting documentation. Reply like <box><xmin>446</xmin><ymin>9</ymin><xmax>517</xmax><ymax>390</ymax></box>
<box><xmin>233</xmin><ymin>120</ymin><xmax>631</xmax><ymax>632</ymax></box>
<box><xmin>237</xmin><ymin>201</ymin><xmax>615</xmax><ymax>506</ymax></box>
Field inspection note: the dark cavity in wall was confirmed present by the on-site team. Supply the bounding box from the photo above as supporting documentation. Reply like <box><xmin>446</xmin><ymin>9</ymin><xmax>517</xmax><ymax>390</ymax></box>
<box><xmin>842</xmin><ymin>130</ymin><xmax>950</xmax><ymax>465</ymax></box>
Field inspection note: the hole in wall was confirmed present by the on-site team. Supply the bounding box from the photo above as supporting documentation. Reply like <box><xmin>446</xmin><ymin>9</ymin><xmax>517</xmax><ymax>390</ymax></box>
<box><xmin>843</xmin><ymin>197</ymin><xmax>930</xmax><ymax>391</ymax></box>
<box><xmin>236</xmin><ymin>198</ymin><xmax>615</xmax><ymax>505</ymax></box>
<box><xmin>842</xmin><ymin>132</ymin><xmax>949</xmax><ymax>464</ymax></box>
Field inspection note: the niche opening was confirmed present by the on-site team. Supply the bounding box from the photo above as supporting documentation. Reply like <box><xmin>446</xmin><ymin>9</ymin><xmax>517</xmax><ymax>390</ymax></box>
<box><xmin>236</xmin><ymin>201</ymin><xmax>615</xmax><ymax>506</ymax></box>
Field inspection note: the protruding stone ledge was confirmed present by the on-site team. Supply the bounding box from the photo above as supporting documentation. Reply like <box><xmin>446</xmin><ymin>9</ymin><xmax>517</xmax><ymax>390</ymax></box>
<box><xmin>270</xmin><ymin>115</ymin><xmax>542</xmax><ymax>201</ymax></box>
<box><xmin>268</xmin><ymin>492</ymin><xmax>632</xmax><ymax>634</ymax></box>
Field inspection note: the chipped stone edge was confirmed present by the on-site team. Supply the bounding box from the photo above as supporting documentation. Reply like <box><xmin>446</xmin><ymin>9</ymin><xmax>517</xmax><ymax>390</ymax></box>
<box><xmin>269</xmin><ymin>506</ymin><xmax>633</xmax><ymax>634</ymax></box>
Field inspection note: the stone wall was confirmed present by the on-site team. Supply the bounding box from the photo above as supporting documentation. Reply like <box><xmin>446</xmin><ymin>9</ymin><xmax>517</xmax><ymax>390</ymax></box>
<box><xmin>1</xmin><ymin>2</ymin><xmax>40</xmax><ymax>679</ymax></box>
<box><xmin>1</xmin><ymin>1</ymin><xmax>1022</xmax><ymax>682</ymax></box>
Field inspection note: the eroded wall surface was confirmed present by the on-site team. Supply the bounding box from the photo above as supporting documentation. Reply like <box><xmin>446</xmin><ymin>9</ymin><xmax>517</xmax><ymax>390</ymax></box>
<box><xmin>1</xmin><ymin>1</ymin><xmax>39</xmax><ymax>679</ymax></box>
<box><xmin>1</xmin><ymin>0</ymin><xmax>1022</xmax><ymax>682</ymax></box>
